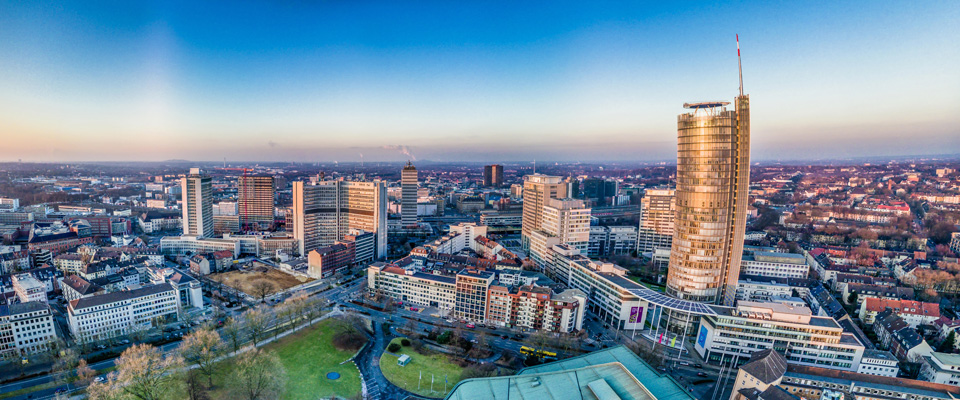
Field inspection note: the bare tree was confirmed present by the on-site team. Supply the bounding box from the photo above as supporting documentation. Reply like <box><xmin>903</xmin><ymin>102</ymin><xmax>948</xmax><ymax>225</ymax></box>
<box><xmin>222</xmin><ymin>317</ymin><xmax>244</xmax><ymax>354</ymax></box>
<box><xmin>303</xmin><ymin>297</ymin><xmax>322</xmax><ymax>326</ymax></box>
<box><xmin>244</xmin><ymin>307</ymin><xmax>271</xmax><ymax>347</ymax></box>
<box><xmin>185</xmin><ymin>370</ymin><xmax>211</xmax><ymax>400</ymax></box>
<box><xmin>76</xmin><ymin>359</ymin><xmax>97</xmax><ymax>387</ymax></box>
<box><xmin>178</xmin><ymin>328</ymin><xmax>224</xmax><ymax>387</ymax></box>
<box><xmin>96</xmin><ymin>344</ymin><xmax>185</xmax><ymax>400</ymax></box>
<box><xmin>51</xmin><ymin>347</ymin><xmax>79</xmax><ymax>387</ymax></box>
<box><xmin>252</xmin><ymin>280</ymin><xmax>275</xmax><ymax>303</ymax></box>
<box><xmin>231</xmin><ymin>349</ymin><xmax>287</xmax><ymax>400</ymax></box>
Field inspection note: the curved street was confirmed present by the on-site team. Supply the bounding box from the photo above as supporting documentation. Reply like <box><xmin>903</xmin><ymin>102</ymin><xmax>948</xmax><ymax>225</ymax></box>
<box><xmin>354</xmin><ymin>320</ymin><xmax>423</xmax><ymax>400</ymax></box>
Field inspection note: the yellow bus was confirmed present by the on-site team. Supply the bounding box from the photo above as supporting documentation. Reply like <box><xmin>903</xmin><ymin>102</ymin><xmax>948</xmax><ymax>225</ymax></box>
<box><xmin>519</xmin><ymin>346</ymin><xmax>557</xmax><ymax>359</ymax></box>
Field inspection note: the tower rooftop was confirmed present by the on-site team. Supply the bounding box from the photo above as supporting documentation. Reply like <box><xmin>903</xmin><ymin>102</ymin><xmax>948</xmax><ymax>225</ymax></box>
<box><xmin>683</xmin><ymin>101</ymin><xmax>730</xmax><ymax>109</ymax></box>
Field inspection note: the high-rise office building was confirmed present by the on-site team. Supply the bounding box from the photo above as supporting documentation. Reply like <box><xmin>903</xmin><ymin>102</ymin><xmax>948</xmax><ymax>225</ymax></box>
<box><xmin>181</xmin><ymin>168</ymin><xmax>213</xmax><ymax>238</ymax></box>
<box><xmin>529</xmin><ymin>198</ymin><xmax>591</xmax><ymax>271</ymax></box>
<box><xmin>520</xmin><ymin>174</ymin><xmax>568</xmax><ymax>249</ymax></box>
<box><xmin>483</xmin><ymin>164</ymin><xmax>504</xmax><ymax>187</ymax></box>
<box><xmin>636</xmin><ymin>188</ymin><xmax>676</xmax><ymax>255</ymax></box>
<box><xmin>238</xmin><ymin>175</ymin><xmax>274</xmax><ymax>229</ymax></box>
<box><xmin>292</xmin><ymin>179</ymin><xmax>387</xmax><ymax>259</ymax></box>
<box><xmin>401</xmin><ymin>162</ymin><xmax>418</xmax><ymax>227</ymax></box>
<box><xmin>666</xmin><ymin>95</ymin><xmax>750</xmax><ymax>306</ymax></box>
<box><xmin>581</xmin><ymin>178</ymin><xmax>618</xmax><ymax>204</ymax></box>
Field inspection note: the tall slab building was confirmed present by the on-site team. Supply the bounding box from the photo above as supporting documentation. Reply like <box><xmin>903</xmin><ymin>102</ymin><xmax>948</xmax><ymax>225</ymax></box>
<box><xmin>238</xmin><ymin>175</ymin><xmax>274</xmax><ymax>229</ymax></box>
<box><xmin>292</xmin><ymin>179</ymin><xmax>387</xmax><ymax>259</ymax></box>
<box><xmin>665</xmin><ymin>96</ymin><xmax>750</xmax><ymax>306</ymax></box>
<box><xmin>637</xmin><ymin>188</ymin><xmax>676</xmax><ymax>255</ymax></box>
<box><xmin>181</xmin><ymin>168</ymin><xmax>213</xmax><ymax>238</ymax></box>
<box><xmin>483</xmin><ymin>164</ymin><xmax>504</xmax><ymax>187</ymax></box>
<box><xmin>520</xmin><ymin>174</ymin><xmax>568</xmax><ymax>250</ymax></box>
<box><xmin>401</xmin><ymin>162</ymin><xmax>418</xmax><ymax>227</ymax></box>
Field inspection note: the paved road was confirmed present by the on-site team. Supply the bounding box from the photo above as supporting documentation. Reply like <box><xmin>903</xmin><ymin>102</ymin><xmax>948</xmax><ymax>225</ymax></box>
<box><xmin>354</xmin><ymin>321</ymin><xmax>422</xmax><ymax>400</ymax></box>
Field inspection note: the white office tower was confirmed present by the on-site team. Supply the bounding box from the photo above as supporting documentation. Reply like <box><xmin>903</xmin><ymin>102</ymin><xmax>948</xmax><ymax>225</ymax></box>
<box><xmin>293</xmin><ymin>179</ymin><xmax>387</xmax><ymax>259</ymax></box>
<box><xmin>181</xmin><ymin>168</ymin><xmax>213</xmax><ymax>238</ymax></box>
<box><xmin>529</xmin><ymin>198</ymin><xmax>591</xmax><ymax>272</ymax></box>
<box><xmin>520</xmin><ymin>174</ymin><xmax>568</xmax><ymax>250</ymax></box>
<box><xmin>401</xmin><ymin>162</ymin><xmax>418</xmax><ymax>226</ymax></box>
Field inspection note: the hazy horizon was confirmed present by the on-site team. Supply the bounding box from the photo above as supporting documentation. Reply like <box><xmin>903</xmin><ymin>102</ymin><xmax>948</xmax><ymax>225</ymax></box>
<box><xmin>2</xmin><ymin>2</ymin><xmax>958</xmax><ymax>163</ymax></box>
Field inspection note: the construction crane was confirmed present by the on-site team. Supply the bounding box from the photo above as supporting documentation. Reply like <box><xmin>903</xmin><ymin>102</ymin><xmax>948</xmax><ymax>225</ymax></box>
<box><xmin>215</xmin><ymin>167</ymin><xmax>255</xmax><ymax>231</ymax></box>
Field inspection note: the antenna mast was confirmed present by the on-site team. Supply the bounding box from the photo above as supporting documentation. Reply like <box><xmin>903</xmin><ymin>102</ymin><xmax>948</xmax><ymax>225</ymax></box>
<box><xmin>737</xmin><ymin>34</ymin><xmax>743</xmax><ymax>96</ymax></box>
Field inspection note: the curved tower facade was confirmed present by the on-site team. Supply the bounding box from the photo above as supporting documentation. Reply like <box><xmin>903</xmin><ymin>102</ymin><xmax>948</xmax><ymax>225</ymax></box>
<box><xmin>665</xmin><ymin>96</ymin><xmax>750</xmax><ymax>306</ymax></box>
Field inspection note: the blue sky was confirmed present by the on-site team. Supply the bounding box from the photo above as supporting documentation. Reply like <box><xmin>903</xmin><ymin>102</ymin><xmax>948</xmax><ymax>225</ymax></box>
<box><xmin>0</xmin><ymin>1</ymin><xmax>958</xmax><ymax>162</ymax></box>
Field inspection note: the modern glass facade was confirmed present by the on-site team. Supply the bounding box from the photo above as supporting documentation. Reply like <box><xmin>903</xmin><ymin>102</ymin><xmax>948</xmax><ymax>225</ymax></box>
<box><xmin>666</xmin><ymin>96</ymin><xmax>750</xmax><ymax>306</ymax></box>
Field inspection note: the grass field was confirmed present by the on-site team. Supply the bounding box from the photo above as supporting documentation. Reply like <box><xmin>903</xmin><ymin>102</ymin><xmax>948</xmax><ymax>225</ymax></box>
<box><xmin>210</xmin><ymin>268</ymin><xmax>312</xmax><ymax>297</ymax></box>
<box><xmin>379</xmin><ymin>338</ymin><xmax>465</xmax><ymax>398</ymax></box>
<box><xmin>210</xmin><ymin>319</ymin><xmax>363</xmax><ymax>400</ymax></box>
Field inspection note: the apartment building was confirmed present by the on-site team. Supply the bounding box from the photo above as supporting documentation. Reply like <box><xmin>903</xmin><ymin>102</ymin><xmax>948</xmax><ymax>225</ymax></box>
<box><xmin>486</xmin><ymin>285</ymin><xmax>585</xmax><ymax>333</ymax></box>
<box><xmin>695</xmin><ymin>301</ymin><xmax>865</xmax><ymax>371</ymax></box>
<box><xmin>67</xmin><ymin>283</ymin><xmax>180</xmax><ymax>343</ymax></box>
<box><xmin>858</xmin><ymin>298</ymin><xmax>939</xmax><ymax>326</ymax></box>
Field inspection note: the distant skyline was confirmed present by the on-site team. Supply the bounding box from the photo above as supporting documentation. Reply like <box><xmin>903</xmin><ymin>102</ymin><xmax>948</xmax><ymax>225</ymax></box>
<box><xmin>1</xmin><ymin>1</ymin><xmax>958</xmax><ymax>162</ymax></box>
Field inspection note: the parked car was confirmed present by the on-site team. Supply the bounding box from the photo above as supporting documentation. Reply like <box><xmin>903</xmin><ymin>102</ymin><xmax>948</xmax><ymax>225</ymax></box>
<box><xmin>465</xmin><ymin>324</ymin><xmax>475</xmax><ymax>328</ymax></box>
<box><xmin>94</xmin><ymin>376</ymin><xmax>106</xmax><ymax>383</ymax></box>
<box><xmin>697</xmin><ymin>372</ymin><xmax>708</xmax><ymax>377</ymax></box>
<box><xmin>679</xmin><ymin>361</ymin><xmax>690</xmax><ymax>366</ymax></box>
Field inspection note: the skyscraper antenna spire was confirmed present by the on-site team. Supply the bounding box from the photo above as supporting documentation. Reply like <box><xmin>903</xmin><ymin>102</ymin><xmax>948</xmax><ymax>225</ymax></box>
<box><xmin>737</xmin><ymin>34</ymin><xmax>743</xmax><ymax>96</ymax></box>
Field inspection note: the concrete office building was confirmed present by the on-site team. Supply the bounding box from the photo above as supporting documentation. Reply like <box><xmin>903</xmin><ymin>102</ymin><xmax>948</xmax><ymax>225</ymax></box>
<box><xmin>0</xmin><ymin>302</ymin><xmax>57</xmax><ymax>357</ymax></box>
<box><xmin>181</xmin><ymin>168</ymin><xmax>213</xmax><ymax>238</ymax></box>
<box><xmin>67</xmin><ymin>283</ymin><xmax>180</xmax><ymax>343</ymax></box>
<box><xmin>237</xmin><ymin>175</ymin><xmax>274</xmax><ymax>229</ymax></box>
<box><xmin>695</xmin><ymin>301</ymin><xmax>864</xmax><ymax>371</ymax></box>
<box><xmin>740</xmin><ymin>250</ymin><xmax>810</xmax><ymax>279</ymax></box>
<box><xmin>520</xmin><ymin>174</ymin><xmax>568</xmax><ymax>250</ymax></box>
<box><xmin>528</xmin><ymin>198</ymin><xmax>590</xmax><ymax>270</ymax></box>
<box><xmin>292</xmin><ymin>179</ymin><xmax>387</xmax><ymax>259</ymax></box>
<box><xmin>401</xmin><ymin>162</ymin><xmax>418</xmax><ymax>227</ymax></box>
<box><xmin>636</xmin><ymin>188</ymin><xmax>675</xmax><ymax>256</ymax></box>
<box><xmin>587</xmin><ymin>225</ymin><xmax>638</xmax><ymax>258</ymax></box>
<box><xmin>483</xmin><ymin>164</ymin><xmax>504</xmax><ymax>187</ymax></box>
<box><xmin>0</xmin><ymin>198</ymin><xmax>20</xmax><ymax>211</ymax></box>
<box><xmin>667</xmin><ymin>97</ymin><xmax>750</xmax><ymax>306</ymax></box>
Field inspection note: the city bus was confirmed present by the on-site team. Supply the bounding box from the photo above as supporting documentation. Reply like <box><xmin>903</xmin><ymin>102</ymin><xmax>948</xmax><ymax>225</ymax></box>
<box><xmin>519</xmin><ymin>346</ymin><xmax>557</xmax><ymax>360</ymax></box>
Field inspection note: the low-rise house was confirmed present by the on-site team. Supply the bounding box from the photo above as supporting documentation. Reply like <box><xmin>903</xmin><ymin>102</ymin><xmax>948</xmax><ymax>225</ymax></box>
<box><xmin>859</xmin><ymin>298</ymin><xmax>940</xmax><ymax>327</ymax></box>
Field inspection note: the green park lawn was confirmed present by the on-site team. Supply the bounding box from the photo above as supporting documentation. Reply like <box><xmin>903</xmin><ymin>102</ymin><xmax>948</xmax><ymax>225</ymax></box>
<box><xmin>379</xmin><ymin>338</ymin><xmax>465</xmax><ymax>398</ymax></box>
<box><xmin>211</xmin><ymin>318</ymin><xmax>363</xmax><ymax>400</ymax></box>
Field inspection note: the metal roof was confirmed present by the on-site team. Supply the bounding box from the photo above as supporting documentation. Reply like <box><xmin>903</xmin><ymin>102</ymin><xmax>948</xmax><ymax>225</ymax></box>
<box><xmin>628</xmin><ymin>288</ymin><xmax>719</xmax><ymax>316</ymax></box>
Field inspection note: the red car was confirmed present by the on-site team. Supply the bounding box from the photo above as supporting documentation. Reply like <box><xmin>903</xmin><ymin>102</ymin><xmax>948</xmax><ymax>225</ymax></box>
<box><xmin>465</xmin><ymin>324</ymin><xmax>475</xmax><ymax>328</ymax></box>
<box><xmin>410</xmin><ymin>307</ymin><xmax>419</xmax><ymax>311</ymax></box>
